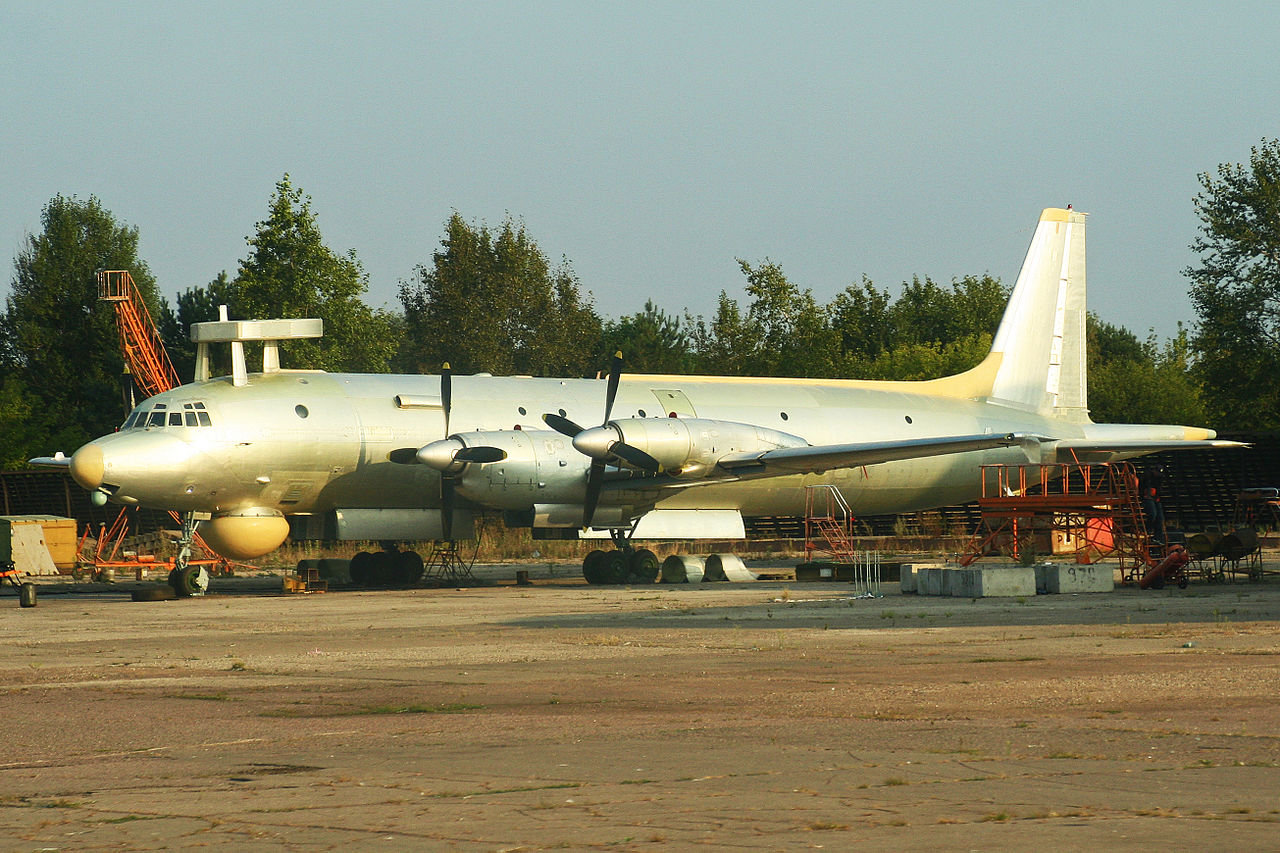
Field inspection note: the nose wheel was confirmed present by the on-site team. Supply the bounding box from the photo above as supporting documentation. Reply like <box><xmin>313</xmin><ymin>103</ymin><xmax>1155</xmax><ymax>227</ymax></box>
<box><xmin>168</xmin><ymin>513</ymin><xmax>209</xmax><ymax>597</ymax></box>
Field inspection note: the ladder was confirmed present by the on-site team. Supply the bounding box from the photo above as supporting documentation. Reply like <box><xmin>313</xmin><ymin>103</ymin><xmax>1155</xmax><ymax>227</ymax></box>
<box><xmin>97</xmin><ymin>270</ymin><xmax>180</xmax><ymax>400</ymax></box>
<box><xmin>804</xmin><ymin>484</ymin><xmax>858</xmax><ymax>563</ymax></box>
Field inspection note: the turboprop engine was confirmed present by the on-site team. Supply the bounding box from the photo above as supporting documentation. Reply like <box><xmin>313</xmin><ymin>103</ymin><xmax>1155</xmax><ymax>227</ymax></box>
<box><xmin>572</xmin><ymin>418</ymin><xmax>809</xmax><ymax>478</ymax></box>
<box><xmin>197</xmin><ymin>507</ymin><xmax>290</xmax><ymax>560</ymax></box>
<box><xmin>414</xmin><ymin>428</ymin><xmax>587</xmax><ymax>510</ymax></box>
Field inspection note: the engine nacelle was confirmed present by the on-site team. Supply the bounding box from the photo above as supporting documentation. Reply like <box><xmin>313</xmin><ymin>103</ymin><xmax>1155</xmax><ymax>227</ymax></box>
<box><xmin>198</xmin><ymin>507</ymin><xmax>290</xmax><ymax>560</ymax></box>
<box><xmin>608</xmin><ymin>418</ymin><xmax>807</xmax><ymax>477</ymax></box>
<box><xmin>452</xmin><ymin>429</ymin><xmax>589</xmax><ymax>510</ymax></box>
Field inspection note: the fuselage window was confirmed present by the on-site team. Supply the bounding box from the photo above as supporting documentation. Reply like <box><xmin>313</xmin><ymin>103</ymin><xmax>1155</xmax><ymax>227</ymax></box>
<box><xmin>185</xmin><ymin>412</ymin><xmax>198</xmax><ymax>427</ymax></box>
<box><xmin>147</xmin><ymin>411</ymin><xmax>166</xmax><ymax>428</ymax></box>
<box><xmin>295</xmin><ymin>405</ymin><xmax>309</xmax><ymax>419</ymax></box>
<box><xmin>169</xmin><ymin>412</ymin><xmax>183</xmax><ymax>427</ymax></box>
<box><xmin>197</xmin><ymin>411</ymin><xmax>212</xmax><ymax>427</ymax></box>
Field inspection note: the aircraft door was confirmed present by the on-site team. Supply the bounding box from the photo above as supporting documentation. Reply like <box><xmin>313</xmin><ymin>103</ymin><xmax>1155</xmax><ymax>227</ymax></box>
<box><xmin>651</xmin><ymin>389</ymin><xmax>697</xmax><ymax>418</ymax></box>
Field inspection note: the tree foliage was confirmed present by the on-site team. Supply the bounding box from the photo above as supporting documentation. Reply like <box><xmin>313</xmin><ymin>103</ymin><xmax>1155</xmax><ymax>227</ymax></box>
<box><xmin>158</xmin><ymin>271</ymin><xmax>237</xmax><ymax>383</ymax></box>
<box><xmin>598</xmin><ymin>300</ymin><xmax>694</xmax><ymax>374</ymax></box>
<box><xmin>233</xmin><ymin>175</ymin><xmax>398</xmax><ymax>373</ymax></box>
<box><xmin>398</xmin><ymin>213</ymin><xmax>602</xmax><ymax>375</ymax></box>
<box><xmin>1086</xmin><ymin>315</ymin><xmax>1207</xmax><ymax>425</ymax></box>
<box><xmin>1188</xmin><ymin>138</ymin><xmax>1280</xmax><ymax>429</ymax></box>
<box><xmin>2</xmin><ymin>195</ymin><xmax>161</xmax><ymax>453</ymax></box>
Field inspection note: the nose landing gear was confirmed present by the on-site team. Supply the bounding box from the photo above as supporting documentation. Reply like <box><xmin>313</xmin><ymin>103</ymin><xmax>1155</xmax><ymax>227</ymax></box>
<box><xmin>168</xmin><ymin>513</ymin><xmax>209</xmax><ymax>597</ymax></box>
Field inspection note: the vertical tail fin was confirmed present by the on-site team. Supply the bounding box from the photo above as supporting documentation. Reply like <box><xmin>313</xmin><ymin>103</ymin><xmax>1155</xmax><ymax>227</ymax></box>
<box><xmin>986</xmin><ymin>207</ymin><xmax>1089</xmax><ymax>422</ymax></box>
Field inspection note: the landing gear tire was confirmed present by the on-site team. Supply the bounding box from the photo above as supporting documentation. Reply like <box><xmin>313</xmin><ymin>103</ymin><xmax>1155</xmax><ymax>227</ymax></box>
<box><xmin>171</xmin><ymin>565</ymin><xmax>209</xmax><ymax>597</ymax></box>
<box><xmin>349</xmin><ymin>551</ymin><xmax>374</xmax><ymax>586</ymax></box>
<box><xmin>370</xmin><ymin>550</ymin><xmax>396</xmax><ymax>586</ymax></box>
<box><xmin>583</xmin><ymin>550</ymin><xmax>607</xmax><ymax>585</ymax></box>
<box><xmin>627</xmin><ymin>549</ymin><xmax>659</xmax><ymax>584</ymax></box>
<box><xmin>601</xmin><ymin>550</ymin><xmax>629</xmax><ymax>585</ymax></box>
<box><xmin>19</xmin><ymin>582</ymin><xmax>37</xmax><ymax>608</ymax></box>
<box><xmin>395</xmin><ymin>550</ymin><xmax>425</xmax><ymax>586</ymax></box>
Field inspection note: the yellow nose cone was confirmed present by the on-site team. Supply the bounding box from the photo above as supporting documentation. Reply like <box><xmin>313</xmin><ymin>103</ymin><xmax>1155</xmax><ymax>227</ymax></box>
<box><xmin>70</xmin><ymin>444</ymin><xmax>105</xmax><ymax>490</ymax></box>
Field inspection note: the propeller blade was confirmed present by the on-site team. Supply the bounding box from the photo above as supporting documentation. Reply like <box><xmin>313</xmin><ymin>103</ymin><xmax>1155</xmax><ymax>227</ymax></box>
<box><xmin>602</xmin><ymin>351</ymin><xmax>622</xmax><ymax>424</ymax></box>
<box><xmin>454</xmin><ymin>445</ymin><xmax>506</xmax><ymax>464</ymax></box>
<box><xmin>441</xmin><ymin>363</ymin><xmax>452</xmax><ymax>438</ymax></box>
<box><xmin>441</xmin><ymin>474</ymin><xmax>455</xmax><ymax>542</ymax></box>
<box><xmin>543</xmin><ymin>412</ymin><xmax>585</xmax><ymax>437</ymax></box>
<box><xmin>387</xmin><ymin>447</ymin><xmax>420</xmax><ymax>464</ymax></box>
<box><xmin>609</xmin><ymin>442</ymin><xmax>661</xmax><ymax>473</ymax></box>
<box><xmin>582</xmin><ymin>458</ymin><xmax>605</xmax><ymax>528</ymax></box>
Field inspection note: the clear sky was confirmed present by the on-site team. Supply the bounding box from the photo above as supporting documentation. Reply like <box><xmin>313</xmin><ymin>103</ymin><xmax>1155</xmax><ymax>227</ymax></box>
<box><xmin>3</xmin><ymin>1</ymin><xmax>1278</xmax><ymax>343</ymax></box>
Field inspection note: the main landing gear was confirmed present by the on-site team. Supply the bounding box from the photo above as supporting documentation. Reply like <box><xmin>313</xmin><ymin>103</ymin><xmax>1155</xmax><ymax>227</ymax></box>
<box><xmin>349</xmin><ymin>544</ymin><xmax>427</xmax><ymax>587</ymax></box>
<box><xmin>581</xmin><ymin>530</ymin><xmax>660</xmax><ymax>585</ymax></box>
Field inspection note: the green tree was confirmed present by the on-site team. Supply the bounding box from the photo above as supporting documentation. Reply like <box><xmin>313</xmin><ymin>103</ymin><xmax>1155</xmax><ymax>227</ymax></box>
<box><xmin>399</xmin><ymin>214</ymin><xmax>601</xmax><ymax>375</ymax></box>
<box><xmin>158</xmin><ymin>271</ymin><xmax>238</xmax><ymax>382</ymax></box>
<box><xmin>599</xmin><ymin>300</ymin><xmax>693</xmax><ymax>374</ymax></box>
<box><xmin>1187</xmin><ymin>138</ymin><xmax>1280</xmax><ymax>429</ymax></box>
<box><xmin>690</xmin><ymin>260</ymin><xmax>835</xmax><ymax>377</ymax></box>
<box><xmin>0</xmin><ymin>375</ymin><xmax>53</xmax><ymax>468</ymax></box>
<box><xmin>234</xmin><ymin>175</ymin><xmax>397</xmax><ymax>373</ymax></box>
<box><xmin>829</xmin><ymin>277</ymin><xmax>894</xmax><ymax>373</ymax></box>
<box><xmin>2</xmin><ymin>195</ymin><xmax>160</xmax><ymax>452</ymax></box>
<box><xmin>1086</xmin><ymin>315</ymin><xmax>1207</xmax><ymax>425</ymax></box>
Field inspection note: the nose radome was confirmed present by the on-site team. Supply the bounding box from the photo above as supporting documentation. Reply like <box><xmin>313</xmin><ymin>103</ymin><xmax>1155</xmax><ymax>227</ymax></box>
<box><xmin>70</xmin><ymin>444</ymin><xmax>105</xmax><ymax>490</ymax></box>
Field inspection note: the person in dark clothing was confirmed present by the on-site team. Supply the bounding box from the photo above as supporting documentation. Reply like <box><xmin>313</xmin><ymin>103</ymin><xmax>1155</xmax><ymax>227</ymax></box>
<box><xmin>1138</xmin><ymin>465</ymin><xmax>1166</xmax><ymax>542</ymax></box>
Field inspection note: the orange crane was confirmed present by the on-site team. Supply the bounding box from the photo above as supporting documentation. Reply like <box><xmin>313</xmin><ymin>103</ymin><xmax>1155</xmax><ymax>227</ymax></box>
<box><xmin>96</xmin><ymin>270</ymin><xmax>181</xmax><ymax>400</ymax></box>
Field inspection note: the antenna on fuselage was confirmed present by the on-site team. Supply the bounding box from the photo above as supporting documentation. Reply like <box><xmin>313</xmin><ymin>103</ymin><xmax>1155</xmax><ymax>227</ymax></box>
<box><xmin>191</xmin><ymin>308</ymin><xmax>324</xmax><ymax>386</ymax></box>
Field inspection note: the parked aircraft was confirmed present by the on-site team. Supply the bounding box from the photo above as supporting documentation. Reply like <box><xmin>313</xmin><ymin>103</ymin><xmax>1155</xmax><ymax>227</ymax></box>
<box><xmin>34</xmin><ymin>208</ymin><xmax>1240</xmax><ymax>594</ymax></box>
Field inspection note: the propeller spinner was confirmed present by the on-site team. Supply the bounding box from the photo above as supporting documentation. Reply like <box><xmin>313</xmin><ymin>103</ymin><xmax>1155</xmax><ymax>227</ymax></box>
<box><xmin>541</xmin><ymin>352</ymin><xmax>658</xmax><ymax>528</ymax></box>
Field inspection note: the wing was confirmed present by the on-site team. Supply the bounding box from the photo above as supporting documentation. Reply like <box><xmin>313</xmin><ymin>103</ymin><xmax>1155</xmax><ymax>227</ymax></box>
<box><xmin>604</xmin><ymin>432</ymin><xmax>1031</xmax><ymax>491</ymax></box>
<box><xmin>717</xmin><ymin>432</ymin><xmax>1028</xmax><ymax>476</ymax></box>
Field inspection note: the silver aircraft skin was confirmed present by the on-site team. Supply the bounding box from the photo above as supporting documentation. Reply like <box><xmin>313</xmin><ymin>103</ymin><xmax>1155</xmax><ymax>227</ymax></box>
<box><xmin>41</xmin><ymin>208</ymin><xmax>1237</xmax><ymax>562</ymax></box>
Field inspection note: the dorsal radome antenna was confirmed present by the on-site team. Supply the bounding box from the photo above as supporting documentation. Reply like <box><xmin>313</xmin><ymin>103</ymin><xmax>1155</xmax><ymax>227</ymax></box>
<box><xmin>191</xmin><ymin>307</ymin><xmax>323</xmax><ymax>386</ymax></box>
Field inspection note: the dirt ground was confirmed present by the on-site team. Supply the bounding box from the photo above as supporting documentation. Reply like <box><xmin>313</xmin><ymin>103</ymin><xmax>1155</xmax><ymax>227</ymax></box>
<box><xmin>1</xmin><ymin>562</ymin><xmax>1278</xmax><ymax>851</ymax></box>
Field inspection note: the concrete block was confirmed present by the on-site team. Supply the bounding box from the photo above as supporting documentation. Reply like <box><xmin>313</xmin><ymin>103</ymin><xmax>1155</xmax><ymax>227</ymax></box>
<box><xmin>900</xmin><ymin>564</ymin><xmax>917</xmax><ymax>593</ymax></box>
<box><xmin>918</xmin><ymin>567</ymin><xmax>945</xmax><ymax>596</ymax></box>
<box><xmin>961</xmin><ymin>566</ymin><xmax>1036</xmax><ymax>597</ymax></box>
<box><xmin>1040</xmin><ymin>563</ymin><xmax>1114</xmax><ymax>594</ymax></box>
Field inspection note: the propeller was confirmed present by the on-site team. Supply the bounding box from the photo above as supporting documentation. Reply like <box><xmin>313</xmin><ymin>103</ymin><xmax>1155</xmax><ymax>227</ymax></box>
<box><xmin>387</xmin><ymin>363</ymin><xmax>506</xmax><ymax>541</ymax></box>
<box><xmin>438</xmin><ymin>363</ymin><xmax>456</xmax><ymax>541</ymax></box>
<box><xmin>541</xmin><ymin>352</ymin><xmax>658</xmax><ymax>528</ymax></box>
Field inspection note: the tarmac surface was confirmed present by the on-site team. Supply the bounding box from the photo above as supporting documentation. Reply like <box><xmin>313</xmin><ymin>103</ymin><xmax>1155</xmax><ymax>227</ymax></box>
<box><xmin>1</xmin><ymin>561</ymin><xmax>1278</xmax><ymax>850</ymax></box>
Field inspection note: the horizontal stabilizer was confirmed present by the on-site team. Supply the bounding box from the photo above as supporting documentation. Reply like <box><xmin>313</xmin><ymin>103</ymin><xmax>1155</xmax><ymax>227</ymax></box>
<box><xmin>27</xmin><ymin>453</ymin><xmax>71</xmax><ymax>468</ymax></box>
<box><xmin>1051</xmin><ymin>438</ymin><xmax>1249</xmax><ymax>464</ymax></box>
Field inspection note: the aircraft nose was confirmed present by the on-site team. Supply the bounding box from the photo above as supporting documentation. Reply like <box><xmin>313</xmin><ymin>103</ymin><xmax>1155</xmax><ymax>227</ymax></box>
<box><xmin>70</xmin><ymin>444</ymin><xmax>105</xmax><ymax>490</ymax></box>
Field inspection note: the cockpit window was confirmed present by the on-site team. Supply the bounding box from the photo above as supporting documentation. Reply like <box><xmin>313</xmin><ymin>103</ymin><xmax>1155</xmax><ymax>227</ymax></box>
<box><xmin>197</xmin><ymin>411</ymin><xmax>212</xmax><ymax>427</ymax></box>
<box><xmin>185</xmin><ymin>412</ymin><xmax>198</xmax><ymax>427</ymax></box>
<box><xmin>122</xmin><ymin>413</ymin><xmax>137</xmax><ymax>429</ymax></box>
<box><xmin>168</xmin><ymin>412</ymin><xmax>183</xmax><ymax>427</ymax></box>
<box><xmin>147</xmin><ymin>411</ymin><xmax>166</xmax><ymax>428</ymax></box>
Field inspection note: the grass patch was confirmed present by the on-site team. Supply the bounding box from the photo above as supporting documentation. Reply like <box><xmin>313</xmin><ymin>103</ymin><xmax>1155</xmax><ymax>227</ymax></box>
<box><xmin>981</xmin><ymin>812</ymin><xmax>1011</xmax><ymax>822</ymax></box>
<box><xmin>882</xmin><ymin>777</ymin><xmax>909</xmax><ymax>786</ymax></box>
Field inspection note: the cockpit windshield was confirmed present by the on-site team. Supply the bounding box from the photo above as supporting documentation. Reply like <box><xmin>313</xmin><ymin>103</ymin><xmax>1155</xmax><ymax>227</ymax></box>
<box><xmin>123</xmin><ymin>401</ymin><xmax>215</xmax><ymax>429</ymax></box>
